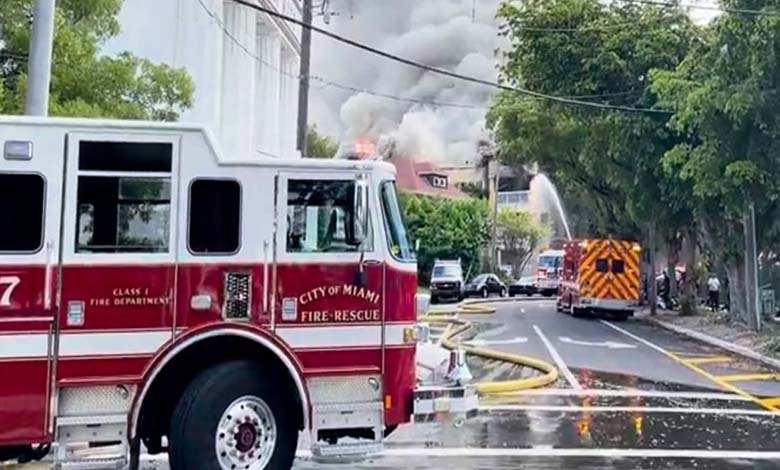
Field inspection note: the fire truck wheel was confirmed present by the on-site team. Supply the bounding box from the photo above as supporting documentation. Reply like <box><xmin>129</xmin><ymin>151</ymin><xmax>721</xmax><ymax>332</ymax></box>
<box><xmin>169</xmin><ymin>360</ymin><xmax>297</xmax><ymax>470</ymax></box>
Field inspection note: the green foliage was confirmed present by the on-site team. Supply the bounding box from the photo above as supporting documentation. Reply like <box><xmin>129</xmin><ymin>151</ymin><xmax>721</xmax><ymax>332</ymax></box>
<box><xmin>400</xmin><ymin>194</ymin><xmax>489</xmax><ymax>284</ymax></box>
<box><xmin>497</xmin><ymin>209</ymin><xmax>549</xmax><ymax>276</ymax></box>
<box><xmin>489</xmin><ymin>0</ymin><xmax>700</xmax><ymax>241</ymax></box>
<box><xmin>0</xmin><ymin>0</ymin><xmax>194</xmax><ymax>120</ymax></box>
<box><xmin>306</xmin><ymin>125</ymin><xmax>339</xmax><ymax>159</ymax></box>
<box><xmin>651</xmin><ymin>0</ymin><xmax>780</xmax><ymax>252</ymax></box>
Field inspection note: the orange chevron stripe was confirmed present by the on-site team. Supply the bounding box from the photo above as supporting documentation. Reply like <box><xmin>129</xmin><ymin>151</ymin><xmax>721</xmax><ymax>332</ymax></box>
<box><xmin>582</xmin><ymin>240</ymin><xmax>610</xmax><ymax>268</ymax></box>
<box><xmin>612</xmin><ymin>275</ymin><xmax>633</xmax><ymax>300</ymax></box>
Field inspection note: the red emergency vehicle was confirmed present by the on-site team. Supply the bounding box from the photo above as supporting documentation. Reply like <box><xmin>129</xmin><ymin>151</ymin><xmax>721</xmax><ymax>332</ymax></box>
<box><xmin>0</xmin><ymin>116</ymin><xmax>444</xmax><ymax>469</ymax></box>
<box><xmin>558</xmin><ymin>239</ymin><xmax>642</xmax><ymax>320</ymax></box>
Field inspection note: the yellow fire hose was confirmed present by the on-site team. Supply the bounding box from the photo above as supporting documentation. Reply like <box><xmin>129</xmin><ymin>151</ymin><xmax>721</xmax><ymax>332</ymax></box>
<box><xmin>420</xmin><ymin>301</ymin><xmax>559</xmax><ymax>394</ymax></box>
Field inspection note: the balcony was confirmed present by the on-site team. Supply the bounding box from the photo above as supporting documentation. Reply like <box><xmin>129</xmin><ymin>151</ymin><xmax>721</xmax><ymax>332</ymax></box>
<box><xmin>497</xmin><ymin>190</ymin><xmax>530</xmax><ymax>211</ymax></box>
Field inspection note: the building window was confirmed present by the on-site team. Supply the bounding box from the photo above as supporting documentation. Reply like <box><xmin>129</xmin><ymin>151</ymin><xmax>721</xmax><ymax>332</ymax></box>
<box><xmin>189</xmin><ymin>179</ymin><xmax>241</xmax><ymax>254</ymax></box>
<box><xmin>428</xmin><ymin>175</ymin><xmax>448</xmax><ymax>189</ymax></box>
<box><xmin>75</xmin><ymin>141</ymin><xmax>172</xmax><ymax>254</ymax></box>
<box><xmin>0</xmin><ymin>173</ymin><xmax>45</xmax><ymax>252</ymax></box>
<box><xmin>286</xmin><ymin>179</ymin><xmax>372</xmax><ymax>253</ymax></box>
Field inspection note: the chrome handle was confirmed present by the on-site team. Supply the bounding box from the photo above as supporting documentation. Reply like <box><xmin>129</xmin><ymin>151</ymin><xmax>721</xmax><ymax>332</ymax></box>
<box><xmin>263</xmin><ymin>240</ymin><xmax>270</xmax><ymax>314</ymax></box>
<box><xmin>43</xmin><ymin>240</ymin><xmax>53</xmax><ymax>310</ymax></box>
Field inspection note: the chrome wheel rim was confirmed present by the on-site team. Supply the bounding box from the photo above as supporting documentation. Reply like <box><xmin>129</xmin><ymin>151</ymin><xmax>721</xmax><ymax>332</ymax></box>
<box><xmin>215</xmin><ymin>395</ymin><xmax>276</xmax><ymax>470</ymax></box>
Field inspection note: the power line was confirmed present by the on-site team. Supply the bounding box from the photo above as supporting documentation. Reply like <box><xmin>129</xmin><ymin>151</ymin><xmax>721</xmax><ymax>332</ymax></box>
<box><xmin>620</xmin><ymin>0</ymin><xmax>780</xmax><ymax>16</ymax></box>
<box><xmin>229</xmin><ymin>0</ymin><xmax>672</xmax><ymax>115</ymax></box>
<box><xmin>196</xmin><ymin>0</ymin><xmax>492</xmax><ymax>109</ymax></box>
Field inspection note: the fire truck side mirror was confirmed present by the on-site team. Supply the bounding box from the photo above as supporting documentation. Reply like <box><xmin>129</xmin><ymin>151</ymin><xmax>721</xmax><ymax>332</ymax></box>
<box><xmin>353</xmin><ymin>174</ymin><xmax>370</xmax><ymax>245</ymax></box>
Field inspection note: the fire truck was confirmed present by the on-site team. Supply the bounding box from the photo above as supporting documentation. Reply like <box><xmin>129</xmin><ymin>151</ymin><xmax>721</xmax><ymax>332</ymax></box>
<box><xmin>0</xmin><ymin>116</ymin><xmax>456</xmax><ymax>469</ymax></box>
<box><xmin>558</xmin><ymin>239</ymin><xmax>642</xmax><ymax>320</ymax></box>
<box><xmin>534</xmin><ymin>249</ymin><xmax>564</xmax><ymax>297</ymax></box>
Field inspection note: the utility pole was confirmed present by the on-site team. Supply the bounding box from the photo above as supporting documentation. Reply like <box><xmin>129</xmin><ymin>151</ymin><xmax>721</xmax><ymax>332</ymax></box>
<box><xmin>25</xmin><ymin>0</ymin><xmax>57</xmax><ymax>116</ymax></box>
<box><xmin>744</xmin><ymin>203</ymin><xmax>761</xmax><ymax>331</ymax></box>
<box><xmin>648</xmin><ymin>223</ymin><xmax>657</xmax><ymax>315</ymax></box>
<box><xmin>296</xmin><ymin>0</ymin><xmax>313</xmax><ymax>157</ymax></box>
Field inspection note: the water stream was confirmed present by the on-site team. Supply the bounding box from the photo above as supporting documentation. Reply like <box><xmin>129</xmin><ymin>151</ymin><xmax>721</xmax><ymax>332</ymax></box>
<box><xmin>529</xmin><ymin>174</ymin><xmax>572</xmax><ymax>241</ymax></box>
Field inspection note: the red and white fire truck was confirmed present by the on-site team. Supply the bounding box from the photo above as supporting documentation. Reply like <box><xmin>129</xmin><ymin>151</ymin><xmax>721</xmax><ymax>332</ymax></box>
<box><xmin>534</xmin><ymin>249</ymin><xmax>564</xmax><ymax>297</ymax></box>
<box><xmin>0</xmin><ymin>116</ymin><xmax>458</xmax><ymax>469</ymax></box>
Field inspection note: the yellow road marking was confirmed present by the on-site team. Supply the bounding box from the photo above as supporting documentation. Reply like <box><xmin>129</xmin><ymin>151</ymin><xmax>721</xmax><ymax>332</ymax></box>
<box><xmin>717</xmin><ymin>373</ymin><xmax>780</xmax><ymax>382</ymax></box>
<box><xmin>760</xmin><ymin>397</ymin><xmax>780</xmax><ymax>408</ymax></box>
<box><xmin>684</xmin><ymin>356</ymin><xmax>734</xmax><ymax>365</ymax></box>
<box><xmin>600</xmin><ymin>321</ymin><xmax>780</xmax><ymax>413</ymax></box>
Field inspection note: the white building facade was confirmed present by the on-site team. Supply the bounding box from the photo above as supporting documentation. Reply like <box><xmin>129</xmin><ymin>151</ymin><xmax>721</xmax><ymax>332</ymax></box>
<box><xmin>109</xmin><ymin>0</ymin><xmax>302</xmax><ymax>159</ymax></box>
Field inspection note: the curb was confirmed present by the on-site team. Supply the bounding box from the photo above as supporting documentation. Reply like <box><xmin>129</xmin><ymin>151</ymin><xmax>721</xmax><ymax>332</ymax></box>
<box><xmin>647</xmin><ymin>318</ymin><xmax>780</xmax><ymax>370</ymax></box>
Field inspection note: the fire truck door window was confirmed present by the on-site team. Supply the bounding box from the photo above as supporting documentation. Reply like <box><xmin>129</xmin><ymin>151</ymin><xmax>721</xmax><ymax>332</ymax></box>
<box><xmin>286</xmin><ymin>179</ymin><xmax>373</xmax><ymax>253</ymax></box>
<box><xmin>76</xmin><ymin>177</ymin><xmax>171</xmax><ymax>253</ymax></box>
<box><xmin>596</xmin><ymin>259</ymin><xmax>609</xmax><ymax>273</ymax></box>
<box><xmin>0</xmin><ymin>173</ymin><xmax>44</xmax><ymax>252</ymax></box>
<box><xmin>188</xmin><ymin>179</ymin><xmax>241</xmax><ymax>254</ymax></box>
<box><xmin>612</xmin><ymin>259</ymin><xmax>625</xmax><ymax>274</ymax></box>
<box><xmin>380</xmin><ymin>181</ymin><xmax>414</xmax><ymax>261</ymax></box>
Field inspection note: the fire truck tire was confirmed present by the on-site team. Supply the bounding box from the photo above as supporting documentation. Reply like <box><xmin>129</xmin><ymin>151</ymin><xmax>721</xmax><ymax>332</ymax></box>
<box><xmin>169</xmin><ymin>360</ymin><xmax>297</xmax><ymax>470</ymax></box>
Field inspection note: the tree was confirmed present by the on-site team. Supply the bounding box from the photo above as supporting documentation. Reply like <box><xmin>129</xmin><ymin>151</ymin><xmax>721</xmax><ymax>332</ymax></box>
<box><xmin>401</xmin><ymin>194</ymin><xmax>489</xmax><ymax>284</ymax></box>
<box><xmin>0</xmin><ymin>0</ymin><xmax>194</xmax><ymax>120</ymax></box>
<box><xmin>306</xmin><ymin>125</ymin><xmax>339</xmax><ymax>159</ymax></box>
<box><xmin>651</xmin><ymin>0</ymin><xmax>780</xmax><ymax>325</ymax></box>
<box><xmin>488</xmin><ymin>0</ymin><xmax>700</xmax><ymax>310</ymax></box>
<box><xmin>497</xmin><ymin>209</ymin><xmax>549</xmax><ymax>277</ymax></box>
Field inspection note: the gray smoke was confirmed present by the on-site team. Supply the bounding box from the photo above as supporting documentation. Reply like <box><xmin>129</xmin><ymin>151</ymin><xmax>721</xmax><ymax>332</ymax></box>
<box><xmin>311</xmin><ymin>0</ymin><xmax>504</xmax><ymax>164</ymax></box>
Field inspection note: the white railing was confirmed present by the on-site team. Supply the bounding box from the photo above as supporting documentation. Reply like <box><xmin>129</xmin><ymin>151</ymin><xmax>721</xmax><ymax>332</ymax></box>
<box><xmin>497</xmin><ymin>190</ymin><xmax>531</xmax><ymax>211</ymax></box>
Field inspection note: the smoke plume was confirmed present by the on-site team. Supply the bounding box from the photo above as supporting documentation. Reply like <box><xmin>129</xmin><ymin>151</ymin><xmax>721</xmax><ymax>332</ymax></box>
<box><xmin>311</xmin><ymin>0</ymin><xmax>504</xmax><ymax>164</ymax></box>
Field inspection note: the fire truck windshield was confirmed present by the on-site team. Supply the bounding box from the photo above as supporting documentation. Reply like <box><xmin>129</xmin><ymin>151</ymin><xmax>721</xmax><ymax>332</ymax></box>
<box><xmin>380</xmin><ymin>181</ymin><xmax>413</xmax><ymax>261</ymax></box>
<box><xmin>539</xmin><ymin>255</ymin><xmax>561</xmax><ymax>269</ymax></box>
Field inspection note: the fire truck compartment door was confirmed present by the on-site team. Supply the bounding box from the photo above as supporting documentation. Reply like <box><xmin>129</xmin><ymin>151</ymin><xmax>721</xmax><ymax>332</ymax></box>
<box><xmin>0</xmin><ymin>130</ymin><xmax>64</xmax><ymax>444</ymax></box>
<box><xmin>274</xmin><ymin>172</ymin><xmax>385</xmax><ymax>365</ymax></box>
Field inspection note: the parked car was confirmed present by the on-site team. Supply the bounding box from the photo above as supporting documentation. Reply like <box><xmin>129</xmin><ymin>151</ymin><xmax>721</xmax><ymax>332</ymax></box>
<box><xmin>509</xmin><ymin>276</ymin><xmax>537</xmax><ymax>297</ymax></box>
<box><xmin>430</xmin><ymin>259</ymin><xmax>464</xmax><ymax>304</ymax></box>
<box><xmin>465</xmin><ymin>273</ymin><xmax>508</xmax><ymax>299</ymax></box>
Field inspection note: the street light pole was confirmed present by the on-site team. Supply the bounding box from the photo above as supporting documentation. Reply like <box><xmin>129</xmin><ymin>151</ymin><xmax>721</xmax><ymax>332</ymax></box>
<box><xmin>296</xmin><ymin>0</ymin><xmax>313</xmax><ymax>157</ymax></box>
<box><xmin>25</xmin><ymin>0</ymin><xmax>57</xmax><ymax>117</ymax></box>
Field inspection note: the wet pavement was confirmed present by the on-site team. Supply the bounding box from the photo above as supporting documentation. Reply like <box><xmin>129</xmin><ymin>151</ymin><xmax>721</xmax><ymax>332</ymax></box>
<box><xmin>8</xmin><ymin>299</ymin><xmax>780</xmax><ymax>469</ymax></box>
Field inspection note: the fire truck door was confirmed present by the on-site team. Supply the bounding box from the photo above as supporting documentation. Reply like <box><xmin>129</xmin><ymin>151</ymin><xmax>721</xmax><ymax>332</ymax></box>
<box><xmin>0</xmin><ymin>136</ymin><xmax>62</xmax><ymax>445</ymax></box>
<box><xmin>273</xmin><ymin>174</ymin><xmax>384</xmax><ymax>371</ymax></box>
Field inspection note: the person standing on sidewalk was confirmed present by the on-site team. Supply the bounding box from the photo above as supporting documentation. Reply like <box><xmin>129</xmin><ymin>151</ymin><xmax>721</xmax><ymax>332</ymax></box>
<box><xmin>707</xmin><ymin>274</ymin><xmax>721</xmax><ymax>312</ymax></box>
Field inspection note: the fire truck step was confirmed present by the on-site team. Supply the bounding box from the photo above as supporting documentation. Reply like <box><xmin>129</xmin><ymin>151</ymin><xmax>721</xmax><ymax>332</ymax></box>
<box><xmin>57</xmin><ymin>456</ymin><xmax>127</xmax><ymax>470</ymax></box>
<box><xmin>55</xmin><ymin>414</ymin><xmax>129</xmax><ymax>470</ymax></box>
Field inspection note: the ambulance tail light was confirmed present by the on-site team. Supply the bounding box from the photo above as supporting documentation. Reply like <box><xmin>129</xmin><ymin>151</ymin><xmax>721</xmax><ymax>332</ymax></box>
<box><xmin>224</xmin><ymin>272</ymin><xmax>252</xmax><ymax>319</ymax></box>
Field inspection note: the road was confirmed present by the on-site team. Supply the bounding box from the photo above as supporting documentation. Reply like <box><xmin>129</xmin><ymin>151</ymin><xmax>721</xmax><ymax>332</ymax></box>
<box><xmin>8</xmin><ymin>299</ymin><xmax>780</xmax><ymax>470</ymax></box>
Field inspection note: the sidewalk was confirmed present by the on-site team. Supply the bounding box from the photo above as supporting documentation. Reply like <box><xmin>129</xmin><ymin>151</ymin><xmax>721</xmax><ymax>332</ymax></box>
<box><xmin>641</xmin><ymin>308</ymin><xmax>780</xmax><ymax>369</ymax></box>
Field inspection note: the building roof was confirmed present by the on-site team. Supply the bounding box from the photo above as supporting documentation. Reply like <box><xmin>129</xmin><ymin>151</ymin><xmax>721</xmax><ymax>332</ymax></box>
<box><xmin>392</xmin><ymin>156</ymin><xmax>466</xmax><ymax>199</ymax></box>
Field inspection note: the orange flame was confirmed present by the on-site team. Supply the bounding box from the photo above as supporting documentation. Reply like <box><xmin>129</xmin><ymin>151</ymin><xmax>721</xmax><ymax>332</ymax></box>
<box><xmin>354</xmin><ymin>139</ymin><xmax>376</xmax><ymax>157</ymax></box>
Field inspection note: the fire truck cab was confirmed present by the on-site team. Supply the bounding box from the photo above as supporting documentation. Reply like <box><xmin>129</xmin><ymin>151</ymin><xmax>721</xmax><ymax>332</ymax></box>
<box><xmin>558</xmin><ymin>239</ymin><xmax>642</xmax><ymax>320</ymax></box>
<box><xmin>0</xmin><ymin>116</ymin><xmax>422</xmax><ymax>469</ymax></box>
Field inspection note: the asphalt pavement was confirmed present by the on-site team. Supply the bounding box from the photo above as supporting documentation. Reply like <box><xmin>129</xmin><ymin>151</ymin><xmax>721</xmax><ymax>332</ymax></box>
<box><xmin>8</xmin><ymin>298</ymin><xmax>780</xmax><ymax>469</ymax></box>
